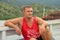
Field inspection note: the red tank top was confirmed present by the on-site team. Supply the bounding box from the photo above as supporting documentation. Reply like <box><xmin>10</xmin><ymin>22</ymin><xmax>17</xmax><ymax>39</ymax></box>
<box><xmin>22</xmin><ymin>17</ymin><xmax>40</xmax><ymax>40</ymax></box>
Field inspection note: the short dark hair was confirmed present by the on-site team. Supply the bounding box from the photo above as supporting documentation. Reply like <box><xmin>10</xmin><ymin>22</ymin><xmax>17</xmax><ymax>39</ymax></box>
<box><xmin>23</xmin><ymin>5</ymin><xmax>32</xmax><ymax>11</ymax></box>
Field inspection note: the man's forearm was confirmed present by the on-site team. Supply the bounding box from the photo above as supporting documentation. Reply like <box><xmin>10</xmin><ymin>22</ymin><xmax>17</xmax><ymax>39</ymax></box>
<box><xmin>5</xmin><ymin>21</ymin><xmax>18</xmax><ymax>29</ymax></box>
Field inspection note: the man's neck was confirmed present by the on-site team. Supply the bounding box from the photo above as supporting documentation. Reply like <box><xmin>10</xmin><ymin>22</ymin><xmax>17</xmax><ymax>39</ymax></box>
<box><xmin>24</xmin><ymin>16</ymin><xmax>32</xmax><ymax>21</ymax></box>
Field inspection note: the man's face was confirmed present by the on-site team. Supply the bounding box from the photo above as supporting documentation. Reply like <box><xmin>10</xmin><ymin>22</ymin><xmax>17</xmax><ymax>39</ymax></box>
<box><xmin>23</xmin><ymin>8</ymin><xmax>33</xmax><ymax>18</ymax></box>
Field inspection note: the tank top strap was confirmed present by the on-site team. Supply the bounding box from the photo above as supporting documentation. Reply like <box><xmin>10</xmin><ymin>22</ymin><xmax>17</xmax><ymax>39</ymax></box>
<box><xmin>33</xmin><ymin>16</ymin><xmax>37</xmax><ymax>23</ymax></box>
<box><xmin>23</xmin><ymin>17</ymin><xmax>26</xmax><ymax>22</ymax></box>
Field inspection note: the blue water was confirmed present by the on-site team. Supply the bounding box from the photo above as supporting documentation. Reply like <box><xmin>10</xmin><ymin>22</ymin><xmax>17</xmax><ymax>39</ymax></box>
<box><xmin>0</xmin><ymin>21</ymin><xmax>5</xmax><ymax>26</ymax></box>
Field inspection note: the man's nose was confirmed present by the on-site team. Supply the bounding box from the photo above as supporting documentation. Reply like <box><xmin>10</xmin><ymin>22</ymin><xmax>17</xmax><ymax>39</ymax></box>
<box><xmin>30</xmin><ymin>12</ymin><xmax>33</xmax><ymax>14</ymax></box>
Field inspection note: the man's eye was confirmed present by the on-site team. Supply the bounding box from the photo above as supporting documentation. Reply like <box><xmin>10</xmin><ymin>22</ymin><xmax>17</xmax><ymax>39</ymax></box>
<box><xmin>31</xmin><ymin>11</ymin><xmax>33</xmax><ymax>12</ymax></box>
<box><xmin>27</xmin><ymin>11</ymin><xmax>33</xmax><ymax>12</ymax></box>
<box><xmin>27</xmin><ymin>11</ymin><xmax>30</xmax><ymax>12</ymax></box>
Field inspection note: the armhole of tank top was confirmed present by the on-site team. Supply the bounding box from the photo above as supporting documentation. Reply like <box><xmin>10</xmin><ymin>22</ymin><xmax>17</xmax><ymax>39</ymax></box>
<box><xmin>34</xmin><ymin>16</ymin><xmax>39</xmax><ymax>27</ymax></box>
<box><xmin>34</xmin><ymin>16</ymin><xmax>37</xmax><ymax>23</ymax></box>
<box><xmin>20</xmin><ymin>17</ymin><xmax>24</xmax><ymax>30</ymax></box>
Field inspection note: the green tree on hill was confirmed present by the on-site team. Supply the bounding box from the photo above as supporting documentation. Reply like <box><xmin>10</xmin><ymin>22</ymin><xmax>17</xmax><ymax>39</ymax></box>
<box><xmin>0</xmin><ymin>2</ymin><xmax>22</xmax><ymax>20</ymax></box>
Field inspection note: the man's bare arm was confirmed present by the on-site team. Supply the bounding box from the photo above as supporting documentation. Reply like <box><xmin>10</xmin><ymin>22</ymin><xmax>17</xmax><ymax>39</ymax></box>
<box><xmin>4</xmin><ymin>18</ymin><xmax>20</xmax><ymax>28</ymax></box>
<box><xmin>4</xmin><ymin>17</ymin><xmax>22</xmax><ymax>35</ymax></box>
<box><xmin>36</xmin><ymin>17</ymin><xmax>48</xmax><ymax>28</ymax></box>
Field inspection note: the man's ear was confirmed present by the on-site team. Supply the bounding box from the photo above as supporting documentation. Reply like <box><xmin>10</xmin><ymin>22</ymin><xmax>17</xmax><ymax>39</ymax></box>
<box><xmin>23</xmin><ymin>10</ymin><xmax>25</xmax><ymax>14</ymax></box>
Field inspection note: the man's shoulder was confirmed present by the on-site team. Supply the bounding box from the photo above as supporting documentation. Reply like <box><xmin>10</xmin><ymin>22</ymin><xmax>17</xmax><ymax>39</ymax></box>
<box><xmin>8</xmin><ymin>17</ymin><xmax>23</xmax><ymax>21</ymax></box>
<box><xmin>35</xmin><ymin>16</ymin><xmax>43</xmax><ymax>21</ymax></box>
<box><xmin>14</xmin><ymin>17</ymin><xmax>23</xmax><ymax>20</ymax></box>
<box><xmin>35</xmin><ymin>16</ymin><xmax>41</xmax><ymax>19</ymax></box>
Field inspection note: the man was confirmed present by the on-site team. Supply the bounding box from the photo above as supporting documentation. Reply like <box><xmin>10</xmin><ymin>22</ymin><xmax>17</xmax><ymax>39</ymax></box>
<box><xmin>5</xmin><ymin>6</ymin><xmax>52</xmax><ymax>40</ymax></box>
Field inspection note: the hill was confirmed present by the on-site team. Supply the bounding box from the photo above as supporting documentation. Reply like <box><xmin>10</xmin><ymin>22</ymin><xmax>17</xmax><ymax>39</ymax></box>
<box><xmin>0</xmin><ymin>0</ymin><xmax>60</xmax><ymax>8</ymax></box>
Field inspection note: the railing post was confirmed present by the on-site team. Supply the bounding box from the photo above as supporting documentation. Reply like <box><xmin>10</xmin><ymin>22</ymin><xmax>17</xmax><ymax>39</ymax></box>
<box><xmin>2</xmin><ymin>31</ymin><xmax>6</xmax><ymax>40</ymax></box>
<box><xmin>0</xmin><ymin>31</ymin><xmax>2</xmax><ymax>40</ymax></box>
<box><xmin>49</xmin><ymin>24</ymin><xmax>53</xmax><ymax>32</ymax></box>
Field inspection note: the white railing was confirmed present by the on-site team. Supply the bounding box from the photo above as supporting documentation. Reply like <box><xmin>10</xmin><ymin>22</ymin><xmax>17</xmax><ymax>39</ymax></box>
<box><xmin>47</xmin><ymin>19</ymin><xmax>60</xmax><ymax>40</ymax></box>
<box><xmin>0</xmin><ymin>27</ymin><xmax>23</xmax><ymax>40</ymax></box>
<box><xmin>0</xmin><ymin>19</ymin><xmax>60</xmax><ymax>40</ymax></box>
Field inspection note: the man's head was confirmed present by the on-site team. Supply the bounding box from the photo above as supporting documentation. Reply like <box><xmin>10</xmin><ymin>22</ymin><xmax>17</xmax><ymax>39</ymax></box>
<box><xmin>23</xmin><ymin>5</ymin><xmax>33</xmax><ymax>18</ymax></box>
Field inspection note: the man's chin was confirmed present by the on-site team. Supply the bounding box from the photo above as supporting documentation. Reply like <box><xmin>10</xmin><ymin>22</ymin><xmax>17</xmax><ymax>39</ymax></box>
<box><xmin>27</xmin><ymin>16</ymin><xmax>32</xmax><ymax>18</ymax></box>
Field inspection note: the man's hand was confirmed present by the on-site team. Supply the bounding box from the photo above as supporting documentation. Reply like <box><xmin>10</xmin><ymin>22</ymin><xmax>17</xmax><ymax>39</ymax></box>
<box><xmin>14</xmin><ymin>27</ymin><xmax>21</xmax><ymax>35</ymax></box>
<box><xmin>30</xmin><ymin>38</ymin><xmax>37</xmax><ymax>40</ymax></box>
